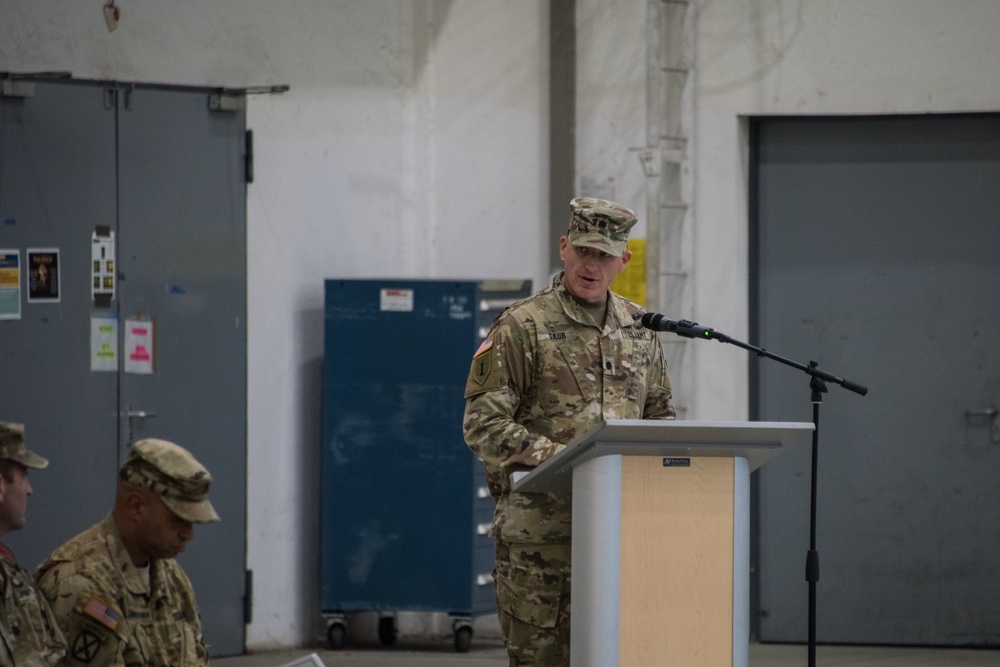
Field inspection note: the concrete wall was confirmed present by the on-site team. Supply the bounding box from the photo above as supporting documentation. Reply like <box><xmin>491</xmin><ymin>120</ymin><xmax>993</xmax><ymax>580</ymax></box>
<box><xmin>3</xmin><ymin>0</ymin><xmax>1000</xmax><ymax>650</ymax></box>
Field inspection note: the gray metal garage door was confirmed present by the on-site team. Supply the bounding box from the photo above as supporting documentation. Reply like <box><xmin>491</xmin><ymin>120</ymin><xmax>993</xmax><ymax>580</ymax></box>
<box><xmin>752</xmin><ymin>114</ymin><xmax>1000</xmax><ymax>647</ymax></box>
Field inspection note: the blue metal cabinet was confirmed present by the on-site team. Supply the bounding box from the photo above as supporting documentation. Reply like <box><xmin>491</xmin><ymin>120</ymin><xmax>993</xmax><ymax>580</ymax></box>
<box><xmin>320</xmin><ymin>279</ymin><xmax>530</xmax><ymax>650</ymax></box>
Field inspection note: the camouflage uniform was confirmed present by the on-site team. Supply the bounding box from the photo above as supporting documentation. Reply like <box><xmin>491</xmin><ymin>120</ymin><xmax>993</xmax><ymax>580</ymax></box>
<box><xmin>34</xmin><ymin>438</ymin><xmax>218</xmax><ymax>667</ymax></box>
<box><xmin>0</xmin><ymin>421</ymin><xmax>67</xmax><ymax>666</ymax></box>
<box><xmin>35</xmin><ymin>516</ymin><xmax>209</xmax><ymax>666</ymax></box>
<box><xmin>0</xmin><ymin>543</ymin><xmax>67</xmax><ymax>666</ymax></box>
<box><xmin>464</xmin><ymin>200</ymin><xmax>676</xmax><ymax>666</ymax></box>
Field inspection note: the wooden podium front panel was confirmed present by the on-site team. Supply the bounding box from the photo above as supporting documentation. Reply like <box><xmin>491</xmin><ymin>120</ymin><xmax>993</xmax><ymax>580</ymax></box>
<box><xmin>619</xmin><ymin>456</ymin><xmax>735</xmax><ymax>666</ymax></box>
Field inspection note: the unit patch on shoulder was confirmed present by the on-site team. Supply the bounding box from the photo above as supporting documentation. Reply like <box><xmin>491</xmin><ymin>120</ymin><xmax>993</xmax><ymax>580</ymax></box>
<box><xmin>465</xmin><ymin>336</ymin><xmax>502</xmax><ymax>397</ymax></box>
<box><xmin>71</xmin><ymin>628</ymin><xmax>104</xmax><ymax>663</ymax></box>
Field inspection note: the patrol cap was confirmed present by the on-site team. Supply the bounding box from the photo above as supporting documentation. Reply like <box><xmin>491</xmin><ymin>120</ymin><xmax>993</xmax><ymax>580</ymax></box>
<box><xmin>0</xmin><ymin>421</ymin><xmax>49</xmax><ymax>469</ymax></box>
<box><xmin>567</xmin><ymin>196</ymin><xmax>638</xmax><ymax>257</ymax></box>
<box><xmin>120</xmin><ymin>438</ymin><xmax>220</xmax><ymax>523</ymax></box>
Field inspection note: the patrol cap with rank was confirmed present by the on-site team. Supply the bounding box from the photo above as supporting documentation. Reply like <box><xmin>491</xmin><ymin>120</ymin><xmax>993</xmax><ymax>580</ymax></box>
<box><xmin>0</xmin><ymin>420</ymin><xmax>49</xmax><ymax>469</ymax></box>
<box><xmin>120</xmin><ymin>438</ymin><xmax>220</xmax><ymax>523</ymax></box>
<box><xmin>567</xmin><ymin>196</ymin><xmax>638</xmax><ymax>257</ymax></box>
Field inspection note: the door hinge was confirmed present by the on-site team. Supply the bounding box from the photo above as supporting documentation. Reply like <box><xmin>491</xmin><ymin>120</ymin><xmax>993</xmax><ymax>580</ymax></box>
<box><xmin>244</xmin><ymin>569</ymin><xmax>254</xmax><ymax>624</ymax></box>
<box><xmin>244</xmin><ymin>129</ymin><xmax>254</xmax><ymax>184</ymax></box>
<box><xmin>210</xmin><ymin>93</ymin><xmax>246</xmax><ymax>113</ymax></box>
<box><xmin>1</xmin><ymin>80</ymin><xmax>35</xmax><ymax>98</ymax></box>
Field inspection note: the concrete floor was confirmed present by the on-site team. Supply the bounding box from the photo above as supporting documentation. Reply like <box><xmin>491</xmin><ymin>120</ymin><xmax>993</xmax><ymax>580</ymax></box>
<box><xmin>215</xmin><ymin>641</ymin><xmax>1000</xmax><ymax>667</ymax></box>
<box><xmin>213</xmin><ymin>610</ymin><xmax>1000</xmax><ymax>666</ymax></box>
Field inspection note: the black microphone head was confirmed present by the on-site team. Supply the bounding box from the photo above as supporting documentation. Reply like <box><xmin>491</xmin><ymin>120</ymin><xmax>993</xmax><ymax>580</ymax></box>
<box><xmin>639</xmin><ymin>312</ymin><xmax>659</xmax><ymax>329</ymax></box>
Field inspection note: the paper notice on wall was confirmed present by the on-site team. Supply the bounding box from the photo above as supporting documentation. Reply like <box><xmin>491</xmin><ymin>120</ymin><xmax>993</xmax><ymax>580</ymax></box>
<box><xmin>124</xmin><ymin>319</ymin><xmax>154</xmax><ymax>375</ymax></box>
<box><xmin>91</xmin><ymin>229</ymin><xmax>116</xmax><ymax>307</ymax></box>
<box><xmin>610</xmin><ymin>238</ymin><xmax>647</xmax><ymax>306</ymax></box>
<box><xmin>0</xmin><ymin>250</ymin><xmax>21</xmax><ymax>320</ymax></box>
<box><xmin>91</xmin><ymin>317</ymin><xmax>118</xmax><ymax>372</ymax></box>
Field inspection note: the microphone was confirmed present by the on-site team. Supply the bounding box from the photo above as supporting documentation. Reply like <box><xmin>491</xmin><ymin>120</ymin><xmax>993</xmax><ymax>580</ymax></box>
<box><xmin>637</xmin><ymin>312</ymin><xmax>729</xmax><ymax>342</ymax></box>
<box><xmin>637</xmin><ymin>314</ymin><xmax>867</xmax><ymax>396</ymax></box>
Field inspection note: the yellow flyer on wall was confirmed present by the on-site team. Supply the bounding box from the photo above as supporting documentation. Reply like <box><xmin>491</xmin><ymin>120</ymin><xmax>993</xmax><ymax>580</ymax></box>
<box><xmin>611</xmin><ymin>238</ymin><xmax>647</xmax><ymax>306</ymax></box>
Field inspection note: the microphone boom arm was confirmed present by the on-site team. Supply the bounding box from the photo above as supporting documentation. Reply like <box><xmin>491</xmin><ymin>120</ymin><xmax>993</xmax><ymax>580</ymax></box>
<box><xmin>636</xmin><ymin>312</ymin><xmax>867</xmax><ymax>396</ymax></box>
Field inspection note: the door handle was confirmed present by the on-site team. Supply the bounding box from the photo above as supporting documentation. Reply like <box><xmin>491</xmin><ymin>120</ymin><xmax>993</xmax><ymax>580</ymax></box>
<box><xmin>125</xmin><ymin>407</ymin><xmax>156</xmax><ymax>445</ymax></box>
<box><xmin>964</xmin><ymin>406</ymin><xmax>999</xmax><ymax>443</ymax></box>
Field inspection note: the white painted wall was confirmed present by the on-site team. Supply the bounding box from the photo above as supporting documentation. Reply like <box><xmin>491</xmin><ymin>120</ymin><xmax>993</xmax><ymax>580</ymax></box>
<box><xmin>3</xmin><ymin>0</ymin><xmax>1000</xmax><ymax>651</ymax></box>
<box><xmin>243</xmin><ymin>2</ymin><xmax>549</xmax><ymax>647</ymax></box>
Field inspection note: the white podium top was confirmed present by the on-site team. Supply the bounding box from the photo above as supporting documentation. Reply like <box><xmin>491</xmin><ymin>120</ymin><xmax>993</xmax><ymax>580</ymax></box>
<box><xmin>513</xmin><ymin>419</ymin><xmax>814</xmax><ymax>494</ymax></box>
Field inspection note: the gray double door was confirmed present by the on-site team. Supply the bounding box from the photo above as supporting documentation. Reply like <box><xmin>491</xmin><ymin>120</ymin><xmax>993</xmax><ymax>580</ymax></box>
<box><xmin>752</xmin><ymin>114</ymin><xmax>1000</xmax><ymax>646</ymax></box>
<box><xmin>0</xmin><ymin>79</ymin><xmax>247</xmax><ymax>656</ymax></box>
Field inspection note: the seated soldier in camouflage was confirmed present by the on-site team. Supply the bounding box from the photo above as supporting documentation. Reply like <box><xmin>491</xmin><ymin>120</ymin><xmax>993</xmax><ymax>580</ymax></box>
<box><xmin>0</xmin><ymin>421</ymin><xmax>67</xmax><ymax>666</ymax></box>
<box><xmin>463</xmin><ymin>197</ymin><xmax>676</xmax><ymax>666</ymax></box>
<box><xmin>35</xmin><ymin>438</ymin><xmax>220</xmax><ymax>666</ymax></box>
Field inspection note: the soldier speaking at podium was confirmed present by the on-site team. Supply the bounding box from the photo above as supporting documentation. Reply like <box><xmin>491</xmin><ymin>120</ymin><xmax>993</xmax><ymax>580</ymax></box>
<box><xmin>464</xmin><ymin>197</ymin><xmax>676</xmax><ymax>666</ymax></box>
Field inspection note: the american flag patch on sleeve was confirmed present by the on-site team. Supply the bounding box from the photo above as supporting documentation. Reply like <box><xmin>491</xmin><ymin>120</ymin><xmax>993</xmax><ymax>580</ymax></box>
<box><xmin>474</xmin><ymin>336</ymin><xmax>493</xmax><ymax>357</ymax></box>
<box><xmin>82</xmin><ymin>593</ymin><xmax>122</xmax><ymax>631</ymax></box>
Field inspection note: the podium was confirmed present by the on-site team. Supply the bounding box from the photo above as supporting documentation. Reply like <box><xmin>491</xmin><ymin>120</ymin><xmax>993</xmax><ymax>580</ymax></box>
<box><xmin>513</xmin><ymin>419</ymin><xmax>813</xmax><ymax>667</ymax></box>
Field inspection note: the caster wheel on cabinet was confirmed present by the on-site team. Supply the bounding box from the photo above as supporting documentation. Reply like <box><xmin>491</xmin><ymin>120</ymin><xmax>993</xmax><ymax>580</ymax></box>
<box><xmin>327</xmin><ymin>622</ymin><xmax>346</xmax><ymax>650</ymax></box>
<box><xmin>378</xmin><ymin>616</ymin><xmax>396</xmax><ymax>646</ymax></box>
<box><xmin>454</xmin><ymin>625</ymin><xmax>473</xmax><ymax>653</ymax></box>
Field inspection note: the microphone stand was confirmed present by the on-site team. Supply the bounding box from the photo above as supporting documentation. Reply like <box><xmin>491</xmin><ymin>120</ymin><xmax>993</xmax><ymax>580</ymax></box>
<box><xmin>646</xmin><ymin>317</ymin><xmax>868</xmax><ymax>667</ymax></box>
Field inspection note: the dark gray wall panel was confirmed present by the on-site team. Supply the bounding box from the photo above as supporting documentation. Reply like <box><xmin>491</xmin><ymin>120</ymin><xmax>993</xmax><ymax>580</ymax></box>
<box><xmin>752</xmin><ymin>115</ymin><xmax>1000</xmax><ymax>647</ymax></box>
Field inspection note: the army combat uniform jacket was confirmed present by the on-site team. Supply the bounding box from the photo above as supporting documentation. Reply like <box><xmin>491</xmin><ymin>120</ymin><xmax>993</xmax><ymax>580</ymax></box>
<box><xmin>34</xmin><ymin>516</ymin><xmax>209</xmax><ymax>667</ymax></box>
<box><xmin>464</xmin><ymin>274</ymin><xmax>676</xmax><ymax>545</ymax></box>
<box><xmin>0</xmin><ymin>542</ymin><xmax>67</xmax><ymax>666</ymax></box>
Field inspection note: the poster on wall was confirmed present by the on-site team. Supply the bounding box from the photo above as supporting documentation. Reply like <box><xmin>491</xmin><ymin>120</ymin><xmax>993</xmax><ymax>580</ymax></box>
<box><xmin>0</xmin><ymin>250</ymin><xmax>21</xmax><ymax>320</ymax></box>
<box><xmin>91</xmin><ymin>317</ymin><xmax>118</xmax><ymax>372</ymax></box>
<box><xmin>27</xmin><ymin>248</ymin><xmax>60</xmax><ymax>303</ymax></box>
<box><xmin>124</xmin><ymin>319</ymin><xmax>154</xmax><ymax>375</ymax></box>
